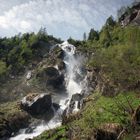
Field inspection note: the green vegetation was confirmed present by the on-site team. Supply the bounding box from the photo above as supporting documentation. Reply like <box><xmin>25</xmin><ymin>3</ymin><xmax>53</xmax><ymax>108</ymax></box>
<box><xmin>88</xmin><ymin>28</ymin><xmax>99</xmax><ymax>41</ymax></box>
<box><xmin>68</xmin><ymin>92</ymin><xmax>140</xmax><ymax>138</ymax></box>
<box><xmin>35</xmin><ymin>92</ymin><xmax>140</xmax><ymax>139</ymax></box>
<box><xmin>88</xmin><ymin>25</ymin><xmax>140</xmax><ymax>91</ymax></box>
<box><xmin>0</xmin><ymin>28</ymin><xmax>61</xmax><ymax>81</ymax></box>
<box><xmin>82</xmin><ymin>92</ymin><xmax>139</xmax><ymax>127</ymax></box>
<box><xmin>34</xmin><ymin>126</ymin><xmax>68</xmax><ymax>140</ymax></box>
<box><xmin>65</xmin><ymin>12</ymin><xmax>140</xmax><ymax>139</ymax></box>
<box><xmin>0</xmin><ymin>60</ymin><xmax>7</xmax><ymax>76</ymax></box>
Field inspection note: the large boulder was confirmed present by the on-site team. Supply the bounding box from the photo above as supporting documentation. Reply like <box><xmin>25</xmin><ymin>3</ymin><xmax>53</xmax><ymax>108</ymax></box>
<box><xmin>62</xmin><ymin>93</ymin><xmax>84</xmax><ymax>123</ymax></box>
<box><xmin>20</xmin><ymin>93</ymin><xmax>53</xmax><ymax>116</ymax></box>
<box><xmin>36</xmin><ymin>67</ymin><xmax>65</xmax><ymax>92</ymax></box>
<box><xmin>67</xmin><ymin>93</ymin><xmax>83</xmax><ymax>114</ymax></box>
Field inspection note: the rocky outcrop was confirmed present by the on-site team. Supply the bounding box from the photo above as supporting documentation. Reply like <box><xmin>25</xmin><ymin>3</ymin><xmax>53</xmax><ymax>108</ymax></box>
<box><xmin>45</xmin><ymin>67</ymin><xmax>65</xmax><ymax>90</ymax></box>
<box><xmin>20</xmin><ymin>93</ymin><xmax>56</xmax><ymax>116</ymax></box>
<box><xmin>36</xmin><ymin>67</ymin><xmax>65</xmax><ymax>92</ymax></box>
<box><xmin>66</xmin><ymin>93</ymin><xmax>83</xmax><ymax>113</ymax></box>
<box><xmin>119</xmin><ymin>2</ymin><xmax>140</xmax><ymax>26</ymax></box>
<box><xmin>86</xmin><ymin>67</ymin><xmax>118</xmax><ymax>96</ymax></box>
<box><xmin>0</xmin><ymin>102</ymin><xmax>31</xmax><ymax>139</ymax></box>
<box><xmin>96</xmin><ymin>123</ymin><xmax>123</xmax><ymax>140</ymax></box>
<box><xmin>62</xmin><ymin>93</ymin><xmax>84</xmax><ymax>124</ymax></box>
<box><xmin>50</xmin><ymin>45</ymin><xmax>65</xmax><ymax>60</ymax></box>
<box><xmin>57</xmin><ymin>59</ymin><xmax>66</xmax><ymax>71</ymax></box>
<box><xmin>0</xmin><ymin>112</ymin><xmax>30</xmax><ymax>139</ymax></box>
<box><xmin>86</xmin><ymin>68</ymin><xmax>98</xmax><ymax>91</ymax></box>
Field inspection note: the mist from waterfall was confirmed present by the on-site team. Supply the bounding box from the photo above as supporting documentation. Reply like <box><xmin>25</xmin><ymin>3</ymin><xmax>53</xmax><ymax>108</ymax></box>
<box><xmin>10</xmin><ymin>41</ymin><xmax>87</xmax><ymax>140</ymax></box>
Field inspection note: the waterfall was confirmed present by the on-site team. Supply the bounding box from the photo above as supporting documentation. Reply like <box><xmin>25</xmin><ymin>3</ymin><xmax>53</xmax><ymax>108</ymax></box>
<box><xmin>60</xmin><ymin>41</ymin><xmax>82</xmax><ymax>97</ymax></box>
<box><xmin>10</xmin><ymin>41</ymin><xmax>87</xmax><ymax>140</ymax></box>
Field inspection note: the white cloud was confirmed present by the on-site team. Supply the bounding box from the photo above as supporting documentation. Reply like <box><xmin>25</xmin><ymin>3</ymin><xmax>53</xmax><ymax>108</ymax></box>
<box><xmin>0</xmin><ymin>0</ymin><xmax>134</xmax><ymax>40</ymax></box>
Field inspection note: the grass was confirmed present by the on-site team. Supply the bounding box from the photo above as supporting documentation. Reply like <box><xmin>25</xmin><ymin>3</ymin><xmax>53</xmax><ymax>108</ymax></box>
<box><xmin>0</xmin><ymin>101</ymin><xmax>19</xmax><ymax>118</ymax></box>
<box><xmin>69</xmin><ymin>92</ymin><xmax>140</xmax><ymax>138</ymax></box>
<box><xmin>33</xmin><ymin>125</ymin><xmax>68</xmax><ymax>140</ymax></box>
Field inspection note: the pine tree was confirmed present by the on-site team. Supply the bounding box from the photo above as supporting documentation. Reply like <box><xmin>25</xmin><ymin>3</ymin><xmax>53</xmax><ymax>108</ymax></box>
<box><xmin>83</xmin><ymin>32</ymin><xmax>87</xmax><ymax>41</ymax></box>
<box><xmin>88</xmin><ymin>28</ymin><xmax>99</xmax><ymax>41</ymax></box>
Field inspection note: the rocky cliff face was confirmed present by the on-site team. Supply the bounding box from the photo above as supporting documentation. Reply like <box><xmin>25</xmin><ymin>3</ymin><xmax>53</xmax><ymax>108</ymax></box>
<box><xmin>119</xmin><ymin>2</ymin><xmax>140</xmax><ymax>26</ymax></box>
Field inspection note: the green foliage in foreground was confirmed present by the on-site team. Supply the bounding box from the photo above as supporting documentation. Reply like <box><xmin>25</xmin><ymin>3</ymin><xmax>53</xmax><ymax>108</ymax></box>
<box><xmin>34</xmin><ymin>125</ymin><xmax>68</xmax><ymax>140</ymax></box>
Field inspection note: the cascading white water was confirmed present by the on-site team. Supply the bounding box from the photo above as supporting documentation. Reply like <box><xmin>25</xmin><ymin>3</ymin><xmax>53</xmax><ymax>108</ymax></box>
<box><xmin>10</xmin><ymin>41</ymin><xmax>86</xmax><ymax>140</ymax></box>
<box><xmin>60</xmin><ymin>41</ymin><xmax>82</xmax><ymax>97</ymax></box>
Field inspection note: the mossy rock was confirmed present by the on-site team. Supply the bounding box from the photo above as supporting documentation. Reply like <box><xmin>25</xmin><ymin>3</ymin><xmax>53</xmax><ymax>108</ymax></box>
<box><xmin>0</xmin><ymin>101</ymin><xmax>31</xmax><ymax>139</ymax></box>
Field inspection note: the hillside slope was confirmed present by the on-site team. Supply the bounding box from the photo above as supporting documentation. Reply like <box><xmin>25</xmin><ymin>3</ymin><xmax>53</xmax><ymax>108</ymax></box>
<box><xmin>34</xmin><ymin>3</ymin><xmax>140</xmax><ymax>140</ymax></box>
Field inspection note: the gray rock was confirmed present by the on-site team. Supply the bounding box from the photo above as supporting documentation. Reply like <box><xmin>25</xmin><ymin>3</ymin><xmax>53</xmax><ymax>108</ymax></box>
<box><xmin>36</xmin><ymin>67</ymin><xmax>65</xmax><ymax>92</ymax></box>
<box><xmin>62</xmin><ymin>93</ymin><xmax>84</xmax><ymax>122</ymax></box>
<box><xmin>20</xmin><ymin>93</ymin><xmax>52</xmax><ymax>116</ymax></box>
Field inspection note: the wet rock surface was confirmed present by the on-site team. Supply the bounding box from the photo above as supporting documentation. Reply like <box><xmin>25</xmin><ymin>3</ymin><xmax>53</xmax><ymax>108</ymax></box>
<box><xmin>20</xmin><ymin>93</ymin><xmax>55</xmax><ymax>116</ymax></box>
<box><xmin>62</xmin><ymin>93</ymin><xmax>84</xmax><ymax>124</ymax></box>
<box><xmin>36</xmin><ymin>67</ymin><xmax>66</xmax><ymax>92</ymax></box>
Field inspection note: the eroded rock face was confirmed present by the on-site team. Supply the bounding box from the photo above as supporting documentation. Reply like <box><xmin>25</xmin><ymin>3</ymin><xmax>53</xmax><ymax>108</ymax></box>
<box><xmin>62</xmin><ymin>93</ymin><xmax>84</xmax><ymax>124</ymax></box>
<box><xmin>86</xmin><ymin>67</ymin><xmax>118</xmax><ymax>96</ymax></box>
<box><xmin>36</xmin><ymin>67</ymin><xmax>65</xmax><ymax>92</ymax></box>
<box><xmin>0</xmin><ymin>111</ymin><xmax>30</xmax><ymax>139</ymax></box>
<box><xmin>119</xmin><ymin>3</ymin><xmax>140</xmax><ymax>26</ymax></box>
<box><xmin>20</xmin><ymin>93</ymin><xmax>53</xmax><ymax>116</ymax></box>
<box><xmin>45</xmin><ymin>67</ymin><xmax>65</xmax><ymax>90</ymax></box>
<box><xmin>50</xmin><ymin>45</ymin><xmax>65</xmax><ymax>60</ymax></box>
<box><xmin>57</xmin><ymin>59</ymin><xmax>66</xmax><ymax>71</ymax></box>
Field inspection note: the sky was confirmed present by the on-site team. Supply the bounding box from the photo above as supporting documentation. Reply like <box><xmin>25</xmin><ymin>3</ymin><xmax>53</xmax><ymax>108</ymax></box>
<box><xmin>0</xmin><ymin>0</ymin><xmax>135</xmax><ymax>40</ymax></box>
